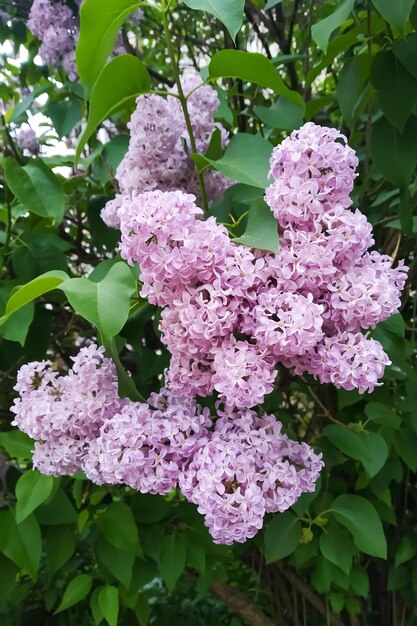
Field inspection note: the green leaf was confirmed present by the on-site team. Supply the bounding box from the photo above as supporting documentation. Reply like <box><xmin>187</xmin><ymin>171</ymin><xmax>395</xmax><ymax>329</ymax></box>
<box><xmin>337</xmin><ymin>55</ymin><xmax>372</xmax><ymax>127</ymax></box>
<box><xmin>0</xmin><ymin>430</ymin><xmax>33</xmax><ymax>460</ymax></box>
<box><xmin>232</xmin><ymin>198</ymin><xmax>279</xmax><ymax>253</ymax></box>
<box><xmin>319</xmin><ymin>523</ymin><xmax>355</xmax><ymax>574</ymax></box>
<box><xmin>395</xmin><ymin>535</ymin><xmax>416</xmax><ymax>567</ymax></box>
<box><xmin>371</xmin><ymin>115</ymin><xmax>417</xmax><ymax>188</ymax></box>
<box><xmin>393</xmin><ymin>427</ymin><xmax>417</xmax><ymax>471</ymax></box>
<box><xmin>209</xmin><ymin>50</ymin><xmax>302</xmax><ymax>105</ymax></box>
<box><xmin>76</xmin><ymin>0</ymin><xmax>143</xmax><ymax>96</ymax></box>
<box><xmin>264</xmin><ymin>511</ymin><xmax>301</xmax><ymax>563</ymax></box>
<box><xmin>185</xmin><ymin>537</ymin><xmax>206</xmax><ymax>575</ymax></box>
<box><xmin>36</xmin><ymin>487</ymin><xmax>78</xmax><ymax>525</ymax></box>
<box><xmin>0</xmin><ymin>554</ymin><xmax>19</xmax><ymax>603</ymax></box>
<box><xmin>10</xmin><ymin>83</ymin><xmax>53</xmax><ymax>123</ymax></box>
<box><xmin>0</xmin><ymin>271</ymin><xmax>68</xmax><ymax>326</ymax></box>
<box><xmin>331</xmin><ymin>494</ymin><xmax>387</xmax><ymax>558</ymax></box>
<box><xmin>90</xmin><ymin>587</ymin><xmax>104</xmax><ymax>625</ymax></box>
<box><xmin>214</xmin><ymin>86</ymin><xmax>234</xmax><ymax>125</ymax></box>
<box><xmin>97</xmin><ymin>502</ymin><xmax>142</xmax><ymax>557</ymax></box>
<box><xmin>204</xmin><ymin>128</ymin><xmax>223</xmax><ymax>161</ymax></box>
<box><xmin>323</xmin><ymin>425</ymin><xmax>388</xmax><ymax>478</ymax></box>
<box><xmin>371</xmin><ymin>0</ymin><xmax>414</xmax><ymax>33</ymax></box>
<box><xmin>99</xmin><ymin>585</ymin><xmax>119</xmax><ymax>626</ymax></box>
<box><xmin>60</xmin><ymin>262</ymin><xmax>136</xmax><ymax>341</ymax></box>
<box><xmin>15</xmin><ymin>470</ymin><xmax>55</xmax><ymax>523</ymax></box>
<box><xmin>312</xmin><ymin>0</ymin><xmax>355</xmax><ymax>53</ymax></box>
<box><xmin>364</xmin><ymin>402</ymin><xmax>401</xmax><ymax>428</ymax></box>
<box><xmin>5</xmin><ymin>157</ymin><xmax>65</xmax><ymax>224</ymax></box>
<box><xmin>329</xmin><ymin>592</ymin><xmax>344</xmax><ymax>614</ymax></box>
<box><xmin>55</xmin><ymin>574</ymin><xmax>93</xmax><ymax>614</ymax></box>
<box><xmin>96</xmin><ymin>537</ymin><xmax>134</xmax><ymax>589</ymax></box>
<box><xmin>0</xmin><ymin>510</ymin><xmax>41</xmax><ymax>580</ymax></box>
<box><xmin>394</xmin><ymin>32</ymin><xmax>417</xmax><ymax>79</ymax></box>
<box><xmin>76</xmin><ymin>55</ymin><xmax>151</xmax><ymax>162</ymax></box>
<box><xmin>135</xmin><ymin>593</ymin><xmax>150</xmax><ymax>626</ymax></box>
<box><xmin>45</xmin><ymin>525</ymin><xmax>76</xmax><ymax>576</ymax></box>
<box><xmin>0</xmin><ymin>302</ymin><xmax>34</xmax><ymax>346</ymax></box>
<box><xmin>350</xmin><ymin>565</ymin><xmax>369</xmax><ymax>597</ymax></box>
<box><xmin>194</xmin><ymin>133</ymin><xmax>273</xmax><ymax>188</ymax></box>
<box><xmin>13</xmin><ymin>234</ymin><xmax>69</xmax><ymax>283</ymax></box>
<box><xmin>47</xmin><ymin>100</ymin><xmax>82</xmax><ymax>138</ymax></box>
<box><xmin>254</xmin><ymin>98</ymin><xmax>305</xmax><ymax>130</ymax></box>
<box><xmin>158</xmin><ymin>534</ymin><xmax>187</xmax><ymax>591</ymax></box>
<box><xmin>371</xmin><ymin>50</ymin><xmax>417</xmax><ymax>131</ymax></box>
<box><xmin>181</xmin><ymin>0</ymin><xmax>244</xmax><ymax>40</ymax></box>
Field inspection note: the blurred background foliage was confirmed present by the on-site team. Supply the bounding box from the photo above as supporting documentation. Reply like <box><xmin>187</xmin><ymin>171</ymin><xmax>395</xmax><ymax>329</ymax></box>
<box><xmin>1</xmin><ymin>0</ymin><xmax>417</xmax><ymax>624</ymax></box>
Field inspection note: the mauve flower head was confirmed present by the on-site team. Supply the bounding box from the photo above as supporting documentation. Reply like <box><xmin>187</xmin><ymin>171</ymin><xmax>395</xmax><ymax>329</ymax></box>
<box><xmin>179</xmin><ymin>409</ymin><xmax>323</xmax><ymax>544</ymax></box>
<box><xmin>16</xmin><ymin>127</ymin><xmax>39</xmax><ymax>154</ymax></box>
<box><xmin>118</xmin><ymin>189</ymin><xmax>234</xmax><ymax>306</ymax></box>
<box><xmin>83</xmin><ymin>389</ymin><xmax>211</xmax><ymax>494</ymax></box>
<box><xmin>211</xmin><ymin>339</ymin><xmax>277</xmax><ymax>409</ymax></box>
<box><xmin>268</xmin><ymin>122</ymin><xmax>359</xmax><ymax>214</ymax></box>
<box><xmin>324</xmin><ymin>251</ymin><xmax>408</xmax><ymax>332</ymax></box>
<box><xmin>11</xmin><ymin>345</ymin><xmax>127</xmax><ymax>475</ymax></box>
<box><xmin>27</xmin><ymin>0</ymin><xmax>78</xmax><ymax>80</ymax></box>
<box><xmin>101</xmin><ymin>74</ymin><xmax>231</xmax><ymax>228</ymax></box>
<box><xmin>249</xmin><ymin>289</ymin><xmax>324</xmax><ymax>357</ymax></box>
<box><xmin>285</xmin><ymin>330</ymin><xmax>391</xmax><ymax>394</ymax></box>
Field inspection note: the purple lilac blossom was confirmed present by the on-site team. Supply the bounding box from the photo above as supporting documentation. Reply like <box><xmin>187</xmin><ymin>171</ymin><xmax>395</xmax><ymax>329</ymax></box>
<box><xmin>27</xmin><ymin>0</ymin><xmax>78</xmax><ymax>80</ymax></box>
<box><xmin>101</xmin><ymin>73</ymin><xmax>231</xmax><ymax>228</ymax></box>
<box><xmin>179</xmin><ymin>409</ymin><xmax>323</xmax><ymax>544</ymax></box>
<box><xmin>11</xmin><ymin>345</ymin><xmax>128</xmax><ymax>475</ymax></box>
<box><xmin>84</xmin><ymin>388</ymin><xmax>211</xmax><ymax>494</ymax></box>
<box><xmin>116</xmin><ymin>122</ymin><xmax>407</xmax><ymax>405</ymax></box>
<box><xmin>16</xmin><ymin>127</ymin><xmax>39</xmax><ymax>154</ymax></box>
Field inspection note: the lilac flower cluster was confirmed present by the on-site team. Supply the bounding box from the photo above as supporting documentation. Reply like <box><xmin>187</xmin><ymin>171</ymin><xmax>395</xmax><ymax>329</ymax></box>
<box><xmin>12</xmin><ymin>345</ymin><xmax>322</xmax><ymax>543</ymax></box>
<box><xmin>27</xmin><ymin>0</ymin><xmax>79</xmax><ymax>80</ymax></box>
<box><xmin>16</xmin><ymin>127</ymin><xmax>39</xmax><ymax>154</ymax></box>
<box><xmin>84</xmin><ymin>388</ymin><xmax>212</xmax><ymax>495</ymax></box>
<box><xmin>101</xmin><ymin>74</ymin><xmax>230</xmax><ymax>228</ymax></box>
<box><xmin>180</xmin><ymin>409</ymin><xmax>323</xmax><ymax>543</ymax></box>
<box><xmin>118</xmin><ymin>123</ymin><xmax>407</xmax><ymax>402</ymax></box>
<box><xmin>11</xmin><ymin>345</ymin><xmax>127</xmax><ymax>475</ymax></box>
<box><xmin>10</xmin><ymin>122</ymin><xmax>408</xmax><ymax>545</ymax></box>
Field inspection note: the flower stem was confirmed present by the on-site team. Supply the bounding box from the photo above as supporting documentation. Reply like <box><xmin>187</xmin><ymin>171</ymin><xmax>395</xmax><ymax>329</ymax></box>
<box><xmin>161</xmin><ymin>1</ymin><xmax>209</xmax><ymax>211</ymax></box>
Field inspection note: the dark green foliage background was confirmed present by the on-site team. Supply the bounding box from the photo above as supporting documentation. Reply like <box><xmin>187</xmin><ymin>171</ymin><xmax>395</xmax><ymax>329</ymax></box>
<box><xmin>1</xmin><ymin>1</ymin><xmax>417</xmax><ymax>625</ymax></box>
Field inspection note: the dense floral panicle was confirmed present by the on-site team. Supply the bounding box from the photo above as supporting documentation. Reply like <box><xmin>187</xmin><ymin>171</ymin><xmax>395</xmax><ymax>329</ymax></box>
<box><xmin>179</xmin><ymin>410</ymin><xmax>323</xmax><ymax>544</ymax></box>
<box><xmin>16</xmin><ymin>127</ymin><xmax>39</xmax><ymax>154</ymax></box>
<box><xmin>165</xmin><ymin>353</ymin><xmax>215</xmax><ymax>397</ymax></box>
<box><xmin>116</xmin><ymin>120</ymin><xmax>407</xmax><ymax>403</ymax></box>
<box><xmin>101</xmin><ymin>75</ymin><xmax>231</xmax><ymax>228</ymax></box>
<box><xmin>119</xmin><ymin>190</ymin><xmax>234</xmax><ymax>306</ymax></box>
<box><xmin>285</xmin><ymin>331</ymin><xmax>391</xmax><ymax>393</ymax></box>
<box><xmin>247</xmin><ymin>290</ymin><xmax>324</xmax><ymax>357</ymax></box>
<box><xmin>160</xmin><ymin>285</ymin><xmax>239</xmax><ymax>356</ymax></box>
<box><xmin>32</xmin><ymin>439</ymin><xmax>86</xmax><ymax>477</ymax></box>
<box><xmin>171</xmin><ymin>74</ymin><xmax>226</xmax><ymax>152</ymax></box>
<box><xmin>267</xmin><ymin>229</ymin><xmax>339</xmax><ymax>299</ymax></box>
<box><xmin>268</xmin><ymin>122</ymin><xmax>358</xmax><ymax>216</ymax></box>
<box><xmin>211</xmin><ymin>340</ymin><xmax>277</xmax><ymax>408</ymax></box>
<box><xmin>27</xmin><ymin>0</ymin><xmax>78</xmax><ymax>80</ymax></box>
<box><xmin>324</xmin><ymin>252</ymin><xmax>408</xmax><ymax>332</ymax></box>
<box><xmin>84</xmin><ymin>389</ymin><xmax>211</xmax><ymax>494</ymax></box>
<box><xmin>11</xmin><ymin>345</ymin><xmax>126</xmax><ymax>474</ymax></box>
<box><xmin>320</xmin><ymin>206</ymin><xmax>374</xmax><ymax>269</ymax></box>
